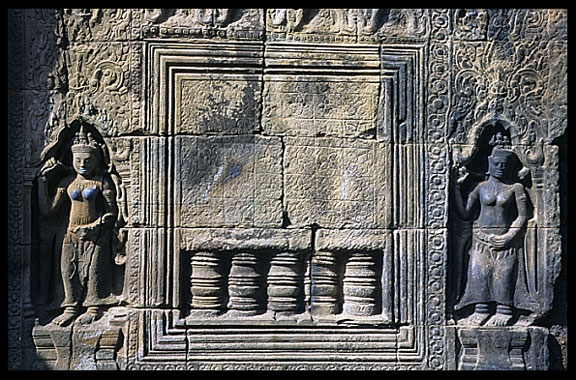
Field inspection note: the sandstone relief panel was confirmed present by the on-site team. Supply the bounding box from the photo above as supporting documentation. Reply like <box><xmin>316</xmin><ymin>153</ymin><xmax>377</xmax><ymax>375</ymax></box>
<box><xmin>7</xmin><ymin>9</ymin><xmax>566</xmax><ymax>370</ymax></box>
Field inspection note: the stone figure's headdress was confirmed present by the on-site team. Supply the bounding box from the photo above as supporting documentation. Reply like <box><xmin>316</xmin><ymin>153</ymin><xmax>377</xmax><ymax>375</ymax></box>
<box><xmin>71</xmin><ymin>124</ymin><xmax>101</xmax><ymax>157</ymax></box>
<box><xmin>489</xmin><ymin>131</ymin><xmax>514</xmax><ymax>159</ymax></box>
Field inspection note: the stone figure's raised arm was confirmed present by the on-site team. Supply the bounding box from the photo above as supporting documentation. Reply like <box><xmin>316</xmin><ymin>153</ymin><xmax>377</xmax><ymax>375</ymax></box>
<box><xmin>451</xmin><ymin>166</ymin><xmax>478</xmax><ymax>221</ymax></box>
<box><xmin>37</xmin><ymin>158</ymin><xmax>72</xmax><ymax>217</ymax></box>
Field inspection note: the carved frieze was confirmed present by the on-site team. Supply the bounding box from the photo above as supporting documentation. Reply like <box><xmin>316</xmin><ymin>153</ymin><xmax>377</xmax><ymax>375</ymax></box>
<box><xmin>266</xmin><ymin>9</ymin><xmax>429</xmax><ymax>43</ymax></box>
<box><xmin>139</xmin><ymin>9</ymin><xmax>264</xmax><ymax>40</ymax></box>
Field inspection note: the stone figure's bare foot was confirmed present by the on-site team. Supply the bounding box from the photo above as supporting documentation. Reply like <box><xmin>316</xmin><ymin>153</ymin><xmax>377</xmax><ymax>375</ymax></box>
<box><xmin>52</xmin><ymin>307</ymin><xmax>77</xmax><ymax>326</ymax></box>
<box><xmin>77</xmin><ymin>307</ymin><xmax>100</xmax><ymax>325</ymax></box>
<box><xmin>459</xmin><ymin>311</ymin><xmax>491</xmax><ymax>326</ymax></box>
<box><xmin>485</xmin><ymin>312</ymin><xmax>512</xmax><ymax>326</ymax></box>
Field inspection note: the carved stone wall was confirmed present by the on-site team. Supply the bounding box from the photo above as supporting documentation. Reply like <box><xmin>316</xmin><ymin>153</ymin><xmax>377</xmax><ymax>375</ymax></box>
<box><xmin>8</xmin><ymin>9</ymin><xmax>567</xmax><ymax>370</ymax></box>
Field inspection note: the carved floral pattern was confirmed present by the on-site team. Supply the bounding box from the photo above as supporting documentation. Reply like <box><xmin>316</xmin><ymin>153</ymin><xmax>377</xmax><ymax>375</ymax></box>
<box><xmin>449</xmin><ymin>10</ymin><xmax>566</xmax><ymax>146</ymax></box>
<box><xmin>66</xmin><ymin>43</ymin><xmax>133</xmax><ymax>136</ymax></box>
<box><xmin>63</xmin><ymin>9</ymin><xmax>131</xmax><ymax>42</ymax></box>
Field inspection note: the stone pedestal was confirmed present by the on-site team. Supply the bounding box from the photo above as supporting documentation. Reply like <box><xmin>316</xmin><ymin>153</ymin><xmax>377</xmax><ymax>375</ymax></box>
<box><xmin>32</xmin><ymin>322</ymin><xmax>72</xmax><ymax>370</ymax></box>
<box><xmin>31</xmin><ymin>310</ymin><xmax>126</xmax><ymax>370</ymax></box>
<box><xmin>446</xmin><ymin>326</ymin><xmax>549</xmax><ymax>370</ymax></box>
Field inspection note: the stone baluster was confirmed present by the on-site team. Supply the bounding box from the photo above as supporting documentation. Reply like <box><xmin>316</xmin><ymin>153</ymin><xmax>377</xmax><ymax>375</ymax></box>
<box><xmin>342</xmin><ymin>252</ymin><xmax>379</xmax><ymax>316</ymax></box>
<box><xmin>267</xmin><ymin>251</ymin><xmax>303</xmax><ymax>314</ymax></box>
<box><xmin>310</xmin><ymin>251</ymin><xmax>340</xmax><ymax>315</ymax></box>
<box><xmin>189</xmin><ymin>251</ymin><xmax>225</xmax><ymax>313</ymax></box>
<box><xmin>227</xmin><ymin>252</ymin><xmax>264</xmax><ymax>315</ymax></box>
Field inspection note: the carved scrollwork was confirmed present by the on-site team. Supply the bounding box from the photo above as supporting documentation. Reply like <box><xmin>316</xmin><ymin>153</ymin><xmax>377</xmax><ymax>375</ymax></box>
<box><xmin>88</xmin><ymin>61</ymin><xmax>124</xmax><ymax>94</ymax></box>
<box><xmin>450</xmin><ymin>9</ymin><xmax>567</xmax><ymax>151</ymax></box>
<box><xmin>63</xmin><ymin>9</ymin><xmax>131</xmax><ymax>42</ymax></box>
<box><xmin>66</xmin><ymin>42</ymin><xmax>132</xmax><ymax>136</ymax></box>
<box><xmin>453</xmin><ymin>9</ymin><xmax>488</xmax><ymax>40</ymax></box>
<box><xmin>449</xmin><ymin>37</ymin><xmax>551</xmax><ymax>147</ymax></box>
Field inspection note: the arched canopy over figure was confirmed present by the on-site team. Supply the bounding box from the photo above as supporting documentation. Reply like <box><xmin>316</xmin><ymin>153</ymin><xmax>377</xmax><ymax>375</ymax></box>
<box><xmin>452</xmin><ymin>132</ymin><xmax>529</xmax><ymax>326</ymax></box>
<box><xmin>37</xmin><ymin>121</ymin><xmax>124</xmax><ymax>326</ymax></box>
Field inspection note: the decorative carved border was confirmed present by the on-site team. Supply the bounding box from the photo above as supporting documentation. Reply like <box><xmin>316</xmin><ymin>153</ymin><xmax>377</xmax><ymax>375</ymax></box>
<box><xmin>424</xmin><ymin>9</ymin><xmax>451</xmax><ymax>370</ymax></box>
<box><xmin>8</xmin><ymin>8</ymin><xmax>25</xmax><ymax>370</ymax></box>
<box><xmin>128</xmin><ymin>309</ymin><xmax>430</xmax><ymax>369</ymax></box>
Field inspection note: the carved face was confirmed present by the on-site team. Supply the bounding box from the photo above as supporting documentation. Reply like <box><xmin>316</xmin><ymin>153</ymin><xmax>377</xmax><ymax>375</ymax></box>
<box><xmin>72</xmin><ymin>151</ymin><xmax>99</xmax><ymax>177</ymax></box>
<box><xmin>488</xmin><ymin>155</ymin><xmax>510</xmax><ymax>179</ymax></box>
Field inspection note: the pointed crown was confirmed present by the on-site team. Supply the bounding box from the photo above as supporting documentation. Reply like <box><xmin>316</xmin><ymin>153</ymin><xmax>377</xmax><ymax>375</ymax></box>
<box><xmin>488</xmin><ymin>131</ymin><xmax>514</xmax><ymax>159</ymax></box>
<box><xmin>71</xmin><ymin>124</ymin><xmax>101</xmax><ymax>156</ymax></box>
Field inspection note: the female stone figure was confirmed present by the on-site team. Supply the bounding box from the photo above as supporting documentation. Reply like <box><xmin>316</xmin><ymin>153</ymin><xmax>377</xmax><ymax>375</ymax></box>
<box><xmin>452</xmin><ymin>137</ymin><xmax>528</xmax><ymax>326</ymax></box>
<box><xmin>37</xmin><ymin>125</ymin><xmax>120</xmax><ymax>326</ymax></box>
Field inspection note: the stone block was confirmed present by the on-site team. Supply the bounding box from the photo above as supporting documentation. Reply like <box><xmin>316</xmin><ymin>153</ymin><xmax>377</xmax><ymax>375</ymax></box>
<box><xmin>175</xmin><ymin>135</ymin><xmax>283</xmax><ymax>227</ymax></box>
<box><xmin>175</xmin><ymin>75</ymin><xmax>262</xmax><ymax>135</ymax></box>
<box><xmin>284</xmin><ymin>137</ymin><xmax>391</xmax><ymax>228</ymax></box>
<box><xmin>31</xmin><ymin>310</ymin><xmax>125</xmax><ymax>370</ymax></box>
<box><xmin>315</xmin><ymin>228</ymin><xmax>389</xmax><ymax>251</ymax></box>
<box><xmin>263</xmin><ymin>77</ymin><xmax>379</xmax><ymax>138</ymax></box>
<box><xmin>446</xmin><ymin>326</ymin><xmax>549</xmax><ymax>370</ymax></box>
<box><xmin>179</xmin><ymin>228</ymin><xmax>311</xmax><ymax>252</ymax></box>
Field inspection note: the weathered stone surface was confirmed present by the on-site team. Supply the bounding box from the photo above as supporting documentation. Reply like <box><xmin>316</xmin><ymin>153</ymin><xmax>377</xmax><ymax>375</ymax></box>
<box><xmin>176</xmin><ymin>135</ymin><xmax>283</xmax><ymax>227</ymax></box>
<box><xmin>176</xmin><ymin>76</ymin><xmax>261</xmax><ymax>135</ymax></box>
<box><xmin>179</xmin><ymin>228</ymin><xmax>311</xmax><ymax>251</ymax></box>
<box><xmin>284</xmin><ymin>137</ymin><xmax>391</xmax><ymax>228</ymax></box>
<box><xmin>31</xmin><ymin>307</ymin><xmax>127</xmax><ymax>370</ymax></box>
<box><xmin>263</xmin><ymin>77</ymin><xmax>380</xmax><ymax>138</ymax></box>
<box><xmin>315</xmin><ymin>229</ymin><xmax>389</xmax><ymax>251</ymax></box>
<box><xmin>7</xmin><ymin>8</ymin><xmax>566</xmax><ymax>371</ymax></box>
<box><xmin>446</xmin><ymin>326</ymin><xmax>549</xmax><ymax>370</ymax></box>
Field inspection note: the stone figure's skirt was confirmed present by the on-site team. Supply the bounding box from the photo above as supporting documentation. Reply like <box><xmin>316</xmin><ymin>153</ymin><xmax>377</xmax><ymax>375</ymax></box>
<box><xmin>60</xmin><ymin>231</ymin><xmax>117</xmax><ymax>308</ymax></box>
<box><xmin>455</xmin><ymin>233</ymin><xmax>518</xmax><ymax>310</ymax></box>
